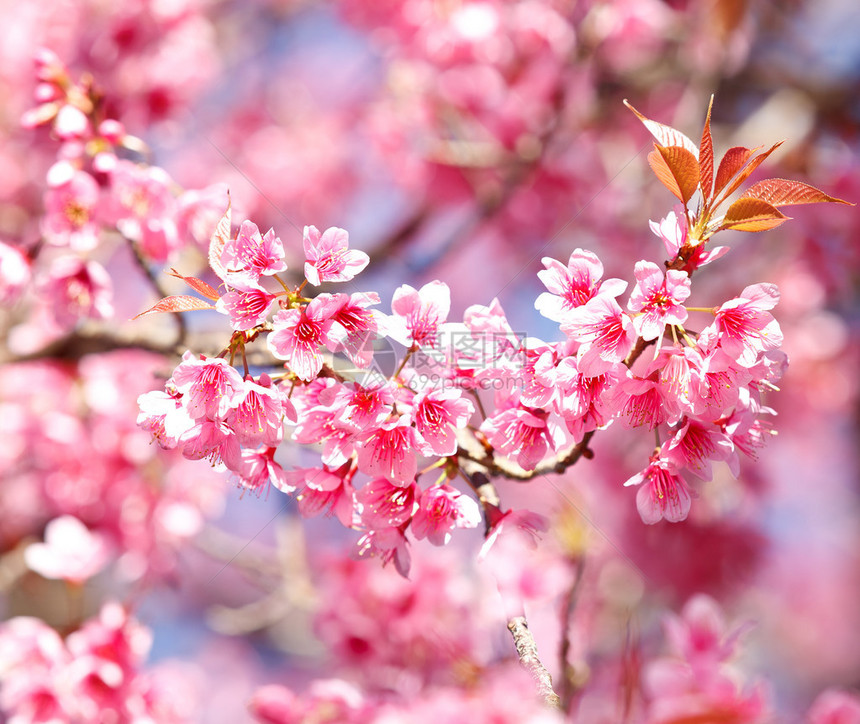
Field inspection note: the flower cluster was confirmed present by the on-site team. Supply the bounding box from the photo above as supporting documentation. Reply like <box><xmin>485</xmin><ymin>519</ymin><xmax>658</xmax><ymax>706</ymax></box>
<box><xmin>0</xmin><ymin>603</ymin><xmax>193</xmax><ymax>723</ymax></box>
<box><xmin>137</xmin><ymin>102</ymin><xmax>851</xmax><ymax>582</ymax></box>
<box><xmin>140</xmin><ymin>184</ymin><xmax>793</xmax><ymax>581</ymax></box>
<box><xmin>1</xmin><ymin>351</ymin><xmax>226</xmax><ymax>580</ymax></box>
<box><xmin>3</xmin><ymin>48</ymin><xmax>227</xmax><ymax>345</ymax></box>
<box><xmin>640</xmin><ymin>595</ymin><xmax>769</xmax><ymax>721</ymax></box>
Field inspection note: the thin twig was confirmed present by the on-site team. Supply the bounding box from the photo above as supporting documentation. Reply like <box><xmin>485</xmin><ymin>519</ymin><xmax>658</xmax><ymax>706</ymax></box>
<box><xmin>559</xmin><ymin>556</ymin><xmax>586</xmax><ymax>710</ymax></box>
<box><xmin>507</xmin><ymin>614</ymin><xmax>562</xmax><ymax>710</ymax></box>
<box><xmin>127</xmin><ymin>235</ymin><xmax>187</xmax><ymax>349</ymax></box>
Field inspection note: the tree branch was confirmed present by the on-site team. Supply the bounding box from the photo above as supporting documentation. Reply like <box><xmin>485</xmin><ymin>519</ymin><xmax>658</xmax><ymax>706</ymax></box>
<box><xmin>559</xmin><ymin>556</ymin><xmax>586</xmax><ymax>710</ymax></box>
<box><xmin>507</xmin><ymin>614</ymin><xmax>562</xmax><ymax>710</ymax></box>
<box><xmin>126</xmin><ymin>235</ymin><xmax>187</xmax><ymax>349</ymax></box>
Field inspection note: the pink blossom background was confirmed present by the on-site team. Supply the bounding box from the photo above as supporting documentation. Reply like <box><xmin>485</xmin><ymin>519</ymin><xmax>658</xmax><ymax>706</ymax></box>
<box><xmin>1</xmin><ymin>0</ymin><xmax>859</xmax><ymax>721</ymax></box>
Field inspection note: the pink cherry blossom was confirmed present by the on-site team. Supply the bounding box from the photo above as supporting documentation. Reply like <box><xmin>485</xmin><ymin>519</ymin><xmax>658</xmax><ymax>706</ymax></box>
<box><xmin>221</xmin><ymin>220</ymin><xmax>286</xmax><ymax>285</ymax></box>
<box><xmin>328</xmin><ymin>292</ymin><xmax>382</xmax><ymax>368</ymax></box>
<box><xmin>625</xmin><ymin>455</ymin><xmax>692</xmax><ymax>524</ymax></box>
<box><xmin>696</xmin><ymin>347</ymin><xmax>749</xmax><ymax>417</ymax></box>
<box><xmin>479</xmin><ymin>407</ymin><xmax>559</xmax><ymax>471</ymax></box>
<box><xmin>356</xmin><ymin>417</ymin><xmax>426</xmax><ymax>485</ymax></box>
<box><xmin>303</xmin><ymin>225</ymin><xmax>369</xmax><ymax>286</ymax></box>
<box><xmin>41</xmin><ymin>168</ymin><xmax>101</xmax><ymax>251</ymax></box>
<box><xmin>292</xmin><ymin>405</ymin><xmax>359</xmax><ymax>469</ymax></box>
<box><xmin>554</xmin><ymin>357</ymin><xmax>614</xmax><ymax>440</ymax></box>
<box><xmin>356</xmin><ymin>477</ymin><xmax>417</xmax><ymax>528</ymax></box>
<box><xmin>388</xmin><ymin>280</ymin><xmax>451</xmax><ymax>348</ymax></box>
<box><xmin>24</xmin><ymin>515</ymin><xmax>111</xmax><ymax>583</ymax></box>
<box><xmin>41</xmin><ymin>256</ymin><xmax>114</xmax><ymax>327</ymax></box>
<box><xmin>172</xmin><ymin>354</ymin><xmax>244</xmax><ymax>420</ymax></box>
<box><xmin>233</xmin><ymin>447</ymin><xmax>294</xmax><ymax>497</ymax></box>
<box><xmin>561</xmin><ymin>295</ymin><xmax>637</xmax><ymax>376</ymax></box>
<box><xmin>335</xmin><ymin>380</ymin><xmax>396</xmax><ymax>432</ymax></box>
<box><xmin>518</xmin><ymin>344</ymin><xmax>557</xmax><ymax>408</ymax></box>
<box><xmin>292</xmin><ymin>465</ymin><xmax>357</xmax><ymax>527</ymax></box>
<box><xmin>663</xmin><ymin>419</ymin><xmax>738</xmax><ymax>480</ymax></box>
<box><xmin>176</xmin><ymin>183</ymin><xmax>230</xmax><ymax>249</ymax></box>
<box><xmin>663</xmin><ymin>594</ymin><xmax>751</xmax><ymax>668</ymax></box>
<box><xmin>227</xmin><ymin>375</ymin><xmax>293</xmax><ymax>448</ymax></box>
<box><xmin>627</xmin><ymin>260</ymin><xmax>691</xmax><ymax>341</ymax></box>
<box><xmin>412</xmin><ymin>388</ymin><xmax>474</xmax><ymax>456</ymax></box>
<box><xmin>179</xmin><ymin>418</ymin><xmax>242</xmax><ymax>471</ymax></box>
<box><xmin>535</xmin><ymin>248</ymin><xmax>627</xmax><ymax>322</ymax></box>
<box><xmin>136</xmin><ymin>388</ymin><xmax>195</xmax><ymax>448</ymax></box>
<box><xmin>0</xmin><ymin>616</ymin><xmax>70</xmax><ymax>721</ymax></box>
<box><xmin>806</xmin><ymin>689</ymin><xmax>860</xmax><ymax>724</ymax></box>
<box><xmin>650</xmin><ymin>207</ymin><xmax>729</xmax><ymax>271</ymax></box>
<box><xmin>0</xmin><ymin>240</ymin><xmax>31</xmax><ymax>304</ymax></box>
<box><xmin>411</xmin><ymin>484</ymin><xmax>481</xmax><ymax>545</ymax></box>
<box><xmin>267</xmin><ymin>295</ymin><xmax>344</xmax><ymax>381</ymax></box>
<box><xmin>215</xmin><ymin>284</ymin><xmax>276</xmax><ymax>331</ymax></box>
<box><xmin>724</xmin><ymin>407</ymin><xmax>777</xmax><ymax>461</ymax></box>
<box><xmin>703</xmin><ymin>283</ymin><xmax>783</xmax><ymax>367</ymax></box>
<box><xmin>355</xmin><ymin>526</ymin><xmax>411</xmax><ymax>577</ymax></box>
<box><xmin>107</xmin><ymin>160</ymin><xmax>180</xmax><ymax>262</ymax></box>
<box><xmin>607</xmin><ymin>371</ymin><xmax>672</xmax><ymax>430</ymax></box>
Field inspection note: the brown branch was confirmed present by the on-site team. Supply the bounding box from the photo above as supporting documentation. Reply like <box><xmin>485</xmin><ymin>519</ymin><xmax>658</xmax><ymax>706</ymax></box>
<box><xmin>507</xmin><ymin>614</ymin><xmax>562</xmax><ymax>710</ymax></box>
<box><xmin>559</xmin><ymin>556</ymin><xmax>586</xmax><ymax>710</ymax></box>
<box><xmin>457</xmin><ymin>431</ymin><xmax>596</xmax><ymax>482</ymax></box>
<box><xmin>127</xmin><ymin>235</ymin><xmax>187</xmax><ymax>349</ymax></box>
<box><xmin>0</xmin><ymin>330</ymin><xmax>185</xmax><ymax>365</ymax></box>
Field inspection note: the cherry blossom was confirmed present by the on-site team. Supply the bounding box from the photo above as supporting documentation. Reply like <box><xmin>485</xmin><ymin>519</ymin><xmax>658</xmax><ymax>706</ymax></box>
<box><xmin>24</xmin><ymin>515</ymin><xmax>111</xmax><ymax>583</ymax></box>
<box><xmin>356</xmin><ymin>477</ymin><xmax>417</xmax><ymax>528</ymax></box>
<box><xmin>356</xmin><ymin>417</ymin><xmax>427</xmax><ymax>485</ymax></box>
<box><xmin>388</xmin><ymin>281</ymin><xmax>451</xmax><ymax>349</ymax></box>
<box><xmin>627</xmin><ymin>260</ymin><xmax>691</xmax><ymax>341</ymax></box>
<box><xmin>480</xmin><ymin>407</ymin><xmax>561</xmax><ymax>471</ymax></box>
<box><xmin>40</xmin><ymin>256</ymin><xmax>114</xmax><ymax>327</ymax></box>
<box><xmin>702</xmin><ymin>283</ymin><xmax>784</xmax><ymax>367</ymax></box>
<box><xmin>221</xmin><ymin>220</ymin><xmax>286</xmax><ymax>286</ymax></box>
<box><xmin>41</xmin><ymin>168</ymin><xmax>101</xmax><ymax>251</ymax></box>
<box><xmin>535</xmin><ymin>248</ymin><xmax>627</xmax><ymax>323</ymax></box>
<box><xmin>561</xmin><ymin>295</ymin><xmax>638</xmax><ymax>376</ymax></box>
<box><xmin>226</xmin><ymin>375</ymin><xmax>294</xmax><ymax>448</ymax></box>
<box><xmin>303</xmin><ymin>225</ymin><xmax>369</xmax><ymax>286</ymax></box>
<box><xmin>411</xmin><ymin>484</ymin><xmax>481</xmax><ymax>545</ymax></box>
<box><xmin>412</xmin><ymin>388</ymin><xmax>475</xmax><ymax>456</ymax></box>
<box><xmin>171</xmin><ymin>354</ymin><xmax>245</xmax><ymax>420</ymax></box>
<box><xmin>215</xmin><ymin>284</ymin><xmax>277</xmax><ymax>331</ymax></box>
<box><xmin>267</xmin><ymin>295</ymin><xmax>343</xmax><ymax>381</ymax></box>
<box><xmin>0</xmin><ymin>241</ymin><xmax>31</xmax><ymax>304</ymax></box>
<box><xmin>625</xmin><ymin>455</ymin><xmax>693</xmax><ymax>524</ymax></box>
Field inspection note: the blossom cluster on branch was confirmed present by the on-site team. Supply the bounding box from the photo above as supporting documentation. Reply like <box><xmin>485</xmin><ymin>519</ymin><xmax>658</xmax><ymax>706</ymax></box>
<box><xmin>135</xmin><ymin>99</ymin><xmax>846</xmax><ymax>581</ymax></box>
<box><xmin>1</xmin><ymin>4</ymin><xmax>859</xmax><ymax>721</ymax></box>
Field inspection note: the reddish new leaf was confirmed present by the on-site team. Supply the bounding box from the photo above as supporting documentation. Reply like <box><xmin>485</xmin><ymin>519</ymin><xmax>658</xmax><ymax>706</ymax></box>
<box><xmin>648</xmin><ymin>144</ymin><xmax>701</xmax><ymax>204</ymax></box>
<box><xmin>167</xmin><ymin>268</ymin><xmax>220</xmax><ymax>301</ymax></box>
<box><xmin>208</xmin><ymin>197</ymin><xmax>231</xmax><ymax>282</ymax></box>
<box><xmin>699</xmin><ymin>96</ymin><xmax>715</xmax><ymax>202</ymax></box>
<box><xmin>713</xmin><ymin>146</ymin><xmax>755</xmax><ymax>198</ymax></box>
<box><xmin>132</xmin><ymin>295</ymin><xmax>215</xmax><ymax>320</ymax></box>
<box><xmin>719</xmin><ymin>141</ymin><xmax>784</xmax><ymax>202</ymax></box>
<box><xmin>624</xmin><ymin>100</ymin><xmax>699</xmax><ymax>158</ymax></box>
<box><xmin>719</xmin><ymin>197</ymin><xmax>789</xmax><ymax>232</ymax></box>
<box><xmin>740</xmin><ymin>178</ymin><xmax>852</xmax><ymax>207</ymax></box>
